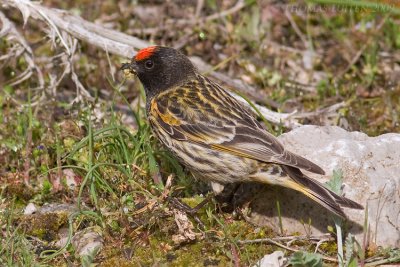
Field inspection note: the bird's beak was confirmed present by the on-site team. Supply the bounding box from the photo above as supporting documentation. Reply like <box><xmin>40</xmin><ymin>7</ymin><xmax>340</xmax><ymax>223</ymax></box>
<box><xmin>120</xmin><ymin>61</ymin><xmax>138</xmax><ymax>76</ymax></box>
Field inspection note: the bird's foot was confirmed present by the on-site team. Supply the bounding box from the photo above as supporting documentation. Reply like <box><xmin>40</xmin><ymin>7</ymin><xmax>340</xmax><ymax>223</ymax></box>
<box><xmin>168</xmin><ymin>194</ymin><xmax>212</xmax><ymax>216</ymax></box>
<box><xmin>167</xmin><ymin>194</ymin><xmax>214</xmax><ymax>229</ymax></box>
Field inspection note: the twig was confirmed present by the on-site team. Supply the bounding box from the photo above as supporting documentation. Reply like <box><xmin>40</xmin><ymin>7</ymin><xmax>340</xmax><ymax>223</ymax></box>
<box><xmin>239</xmin><ymin>233</ymin><xmax>333</xmax><ymax>244</ymax></box>
<box><xmin>285</xmin><ymin>9</ymin><xmax>309</xmax><ymax>49</ymax></box>
<box><xmin>0</xmin><ymin>10</ymin><xmax>45</xmax><ymax>92</ymax></box>
<box><xmin>263</xmin><ymin>39</ymin><xmax>309</xmax><ymax>55</ymax></box>
<box><xmin>195</xmin><ymin>0</ymin><xmax>204</xmax><ymax>19</ymax></box>
<box><xmin>32</xmin><ymin>2</ymin><xmax>71</xmax><ymax>55</ymax></box>
<box><xmin>131</xmin><ymin>174</ymin><xmax>174</xmax><ymax>216</ymax></box>
<box><xmin>0</xmin><ymin>10</ymin><xmax>12</xmax><ymax>36</ymax></box>
<box><xmin>290</xmin><ymin>101</ymin><xmax>346</xmax><ymax>119</ymax></box>
<box><xmin>231</xmin><ymin>243</ymin><xmax>241</xmax><ymax>267</ymax></box>
<box><xmin>314</xmin><ymin>238</ymin><xmax>331</xmax><ymax>253</ymax></box>
<box><xmin>204</xmin><ymin>0</ymin><xmax>245</xmax><ymax>22</ymax></box>
<box><xmin>238</xmin><ymin>237</ymin><xmax>298</xmax><ymax>251</ymax></box>
<box><xmin>238</xmin><ymin>236</ymin><xmax>338</xmax><ymax>263</ymax></box>
<box><xmin>284</xmin><ymin>80</ymin><xmax>318</xmax><ymax>93</ymax></box>
<box><xmin>6</xmin><ymin>66</ymin><xmax>32</xmax><ymax>86</ymax></box>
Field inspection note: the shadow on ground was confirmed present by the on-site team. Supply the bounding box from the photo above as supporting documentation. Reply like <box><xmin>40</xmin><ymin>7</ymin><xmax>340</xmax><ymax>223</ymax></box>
<box><xmin>216</xmin><ymin>182</ymin><xmax>364</xmax><ymax>235</ymax></box>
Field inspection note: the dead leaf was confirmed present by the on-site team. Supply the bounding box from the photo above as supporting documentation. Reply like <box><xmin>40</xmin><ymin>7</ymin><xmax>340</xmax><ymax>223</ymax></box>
<box><xmin>171</xmin><ymin>209</ymin><xmax>198</xmax><ymax>245</ymax></box>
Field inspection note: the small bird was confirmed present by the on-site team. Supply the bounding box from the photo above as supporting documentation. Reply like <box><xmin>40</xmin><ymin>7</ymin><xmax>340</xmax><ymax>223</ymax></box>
<box><xmin>122</xmin><ymin>46</ymin><xmax>363</xmax><ymax>218</ymax></box>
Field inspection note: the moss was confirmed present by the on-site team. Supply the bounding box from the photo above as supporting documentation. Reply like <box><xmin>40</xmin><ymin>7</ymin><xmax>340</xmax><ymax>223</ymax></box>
<box><xmin>98</xmin><ymin>257</ymin><xmax>133</xmax><ymax>267</ymax></box>
<box><xmin>126</xmin><ymin>215</ymin><xmax>278</xmax><ymax>266</ymax></box>
<box><xmin>19</xmin><ymin>212</ymin><xmax>69</xmax><ymax>241</ymax></box>
<box><xmin>131</xmin><ymin>238</ymin><xmax>230</xmax><ymax>267</ymax></box>
<box><xmin>181</xmin><ymin>196</ymin><xmax>206</xmax><ymax>208</ymax></box>
<box><xmin>319</xmin><ymin>241</ymin><xmax>338</xmax><ymax>256</ymax></box>
<box><xmin>169</xmin><ymin>242</ymin><xmax>229</xmax><ymax>267</ymax></box>
<box><xmin>5</xmin><ymin>183</ymin><xmax>35</xmax><ymax>201</ymax></box>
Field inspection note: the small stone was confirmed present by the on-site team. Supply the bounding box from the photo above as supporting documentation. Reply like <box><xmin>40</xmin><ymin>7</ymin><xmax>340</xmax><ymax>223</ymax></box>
<box><xmin>24</xmin><ymin>203</ymin><xmax>37</xmax><ymax>215</ymax></box>
<box><xmin>72</xmin><ymin>226</ymin><xmax>103</xmax><ymax>257</ymax></box>
<box><xmin>254</xmin><ymin>251</ymin><xmax>287</xmax><ymax>267</ymax></box>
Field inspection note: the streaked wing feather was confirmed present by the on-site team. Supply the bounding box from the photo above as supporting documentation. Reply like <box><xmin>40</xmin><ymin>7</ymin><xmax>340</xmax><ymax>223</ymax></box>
<box><xmin>150</xmin><ymin>74</ymin><xmax>325</xmax><ymax>175</ymax></box>
<box><xmin>282</xmin><ymin>166</ymin><xmax>363</xmax><ymax>216</ymax></box>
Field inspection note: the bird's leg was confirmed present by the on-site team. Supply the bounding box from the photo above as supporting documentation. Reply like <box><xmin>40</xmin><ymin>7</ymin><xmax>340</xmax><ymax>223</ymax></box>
<box><xmin>212</xmin><ymin>182</ymin><xmax>241</xmax><ymax>213</ymax></box>
<box><xmin>212</xmin><ymin>183</ymin><xmax>262</xmax><ymax>220</ymax></box>
<box><xmin>191</xmin><ymin>194</ymin><xmax>214</xmax><ymax>213</ymax></box>
<box><xmin>168</xmin><ymin>194</ymin><xmax>213</xmax><ymax>215</ymax></box>
<box><xmin>167</xmin><ymin>194</ymin><xmax>213</xmax><ymax>229</ymax></box>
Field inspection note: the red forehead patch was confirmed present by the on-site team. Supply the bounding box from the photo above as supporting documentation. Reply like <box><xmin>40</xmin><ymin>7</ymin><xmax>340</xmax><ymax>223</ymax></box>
<box><xmin>135</xmin><ymin>46</ymin><xmax>157</xmax><ymax>61</ymax></box>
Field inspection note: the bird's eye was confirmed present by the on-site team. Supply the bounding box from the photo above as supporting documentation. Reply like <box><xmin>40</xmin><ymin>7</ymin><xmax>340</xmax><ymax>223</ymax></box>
<box><xmin>145</xmin><ymin>60</ymin><xmax>154</xmax><ymax>69</ymax></box>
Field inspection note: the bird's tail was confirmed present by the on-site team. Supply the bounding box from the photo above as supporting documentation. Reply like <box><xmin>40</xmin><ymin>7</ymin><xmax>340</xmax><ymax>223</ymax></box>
<box><xmin>254</xmin><ymin>165</ymin><xmax>363</xmax><ymax>218</ymax></box>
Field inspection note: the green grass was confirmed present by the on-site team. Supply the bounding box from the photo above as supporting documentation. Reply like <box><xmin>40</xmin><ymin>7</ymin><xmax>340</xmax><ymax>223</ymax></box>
<box><xmin>0</xmin><ymin>200</ymin><xmax>42</xmax><ymax>267</ymax></box>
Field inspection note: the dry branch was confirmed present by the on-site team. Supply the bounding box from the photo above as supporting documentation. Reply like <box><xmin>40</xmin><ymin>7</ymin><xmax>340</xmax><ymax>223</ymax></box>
<box><xmin>1</xmin><ymin>0</ymin><xmax>302</xmax><ymax>128</ymax></box>
<box><xmin>0</xmin><ymin>10</ymin><xmax>44</xmax><ymax>91</ymax></box>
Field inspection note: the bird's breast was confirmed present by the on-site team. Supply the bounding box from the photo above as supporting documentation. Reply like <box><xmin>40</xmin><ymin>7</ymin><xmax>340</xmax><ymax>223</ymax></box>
<box><xmin>150</xmin><ymin>124</ymin><xmax>257</xmax><ymax>184</ymax></box>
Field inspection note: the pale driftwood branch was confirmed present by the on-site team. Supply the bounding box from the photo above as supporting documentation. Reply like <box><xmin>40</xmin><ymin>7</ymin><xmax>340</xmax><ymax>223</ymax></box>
<box><xmin>2</xmin><ymin>0</ymin><xmax>143</xmax><ymax>57</ymax></box>
<box><xmin>2</xmin><ymin>0</ymin><xmax>302</xmax><ymax>128</ymax></box>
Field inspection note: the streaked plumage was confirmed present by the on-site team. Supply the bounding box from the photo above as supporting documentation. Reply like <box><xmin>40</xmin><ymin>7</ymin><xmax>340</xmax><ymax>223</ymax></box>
<box><xmin>122</xmin><ymin>46</ymin><xmax>363</xmax><ymax>218</ymax></box>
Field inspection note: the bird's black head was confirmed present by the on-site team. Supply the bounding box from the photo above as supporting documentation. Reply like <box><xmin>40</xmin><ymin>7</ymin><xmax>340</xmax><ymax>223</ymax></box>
<box><xmin>122</xmin><ymin>46</ymin><xmax>196</xmax><ymax>100</ymax></box>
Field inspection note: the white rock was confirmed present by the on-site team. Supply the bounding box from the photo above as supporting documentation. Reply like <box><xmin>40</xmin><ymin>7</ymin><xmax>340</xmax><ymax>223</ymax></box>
<box><xmin>23</xmin><ymin>203</ymin><xmax>37</xmax><ymax>215</ymax></box>
<box><xmin>63</xmin><ymin>168</ymin><xmax>79</xmax><ymax>190</ymax></box>
<box><xmin>247</xmin><ymin>126</ymin><xmax>400</xmax><ymax>248</ymax></box>
<box><xmin>72</xmin><ymin>227</ymin><xmax>103</xmax><ymax>257</ymax></box>
<box><xmin>253</xmin><ymin>251</ymin><xmax>287</xmax><ymax>267</ymax></box>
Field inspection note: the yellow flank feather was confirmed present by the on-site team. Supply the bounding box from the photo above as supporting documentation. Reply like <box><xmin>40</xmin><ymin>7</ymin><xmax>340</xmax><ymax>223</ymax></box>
<box><xmin>251</xmin><ymin>171</ymin><xmax>328</xmax><ymax>211</ymax></box>
<box><xmin>281</xmin><ymin>180</ymin><xmax>322</xmax><ymax>204</ymax></box>
<box><xmin>211</xmin><ymin>144</ymin><xmax>260</xmax><ymax>160</ymax></box>
<box><xmin>151</xmin><ymin>99</ymin><xmax>181</xmax><ymax>126</ymax></box>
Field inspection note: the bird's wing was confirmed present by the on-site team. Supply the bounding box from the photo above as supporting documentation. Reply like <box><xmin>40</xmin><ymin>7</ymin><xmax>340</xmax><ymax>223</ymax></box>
<box><xmin>149</xmin><ymin>75</ymin><xmax>325</xmax><ymax>175</ymax></box>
